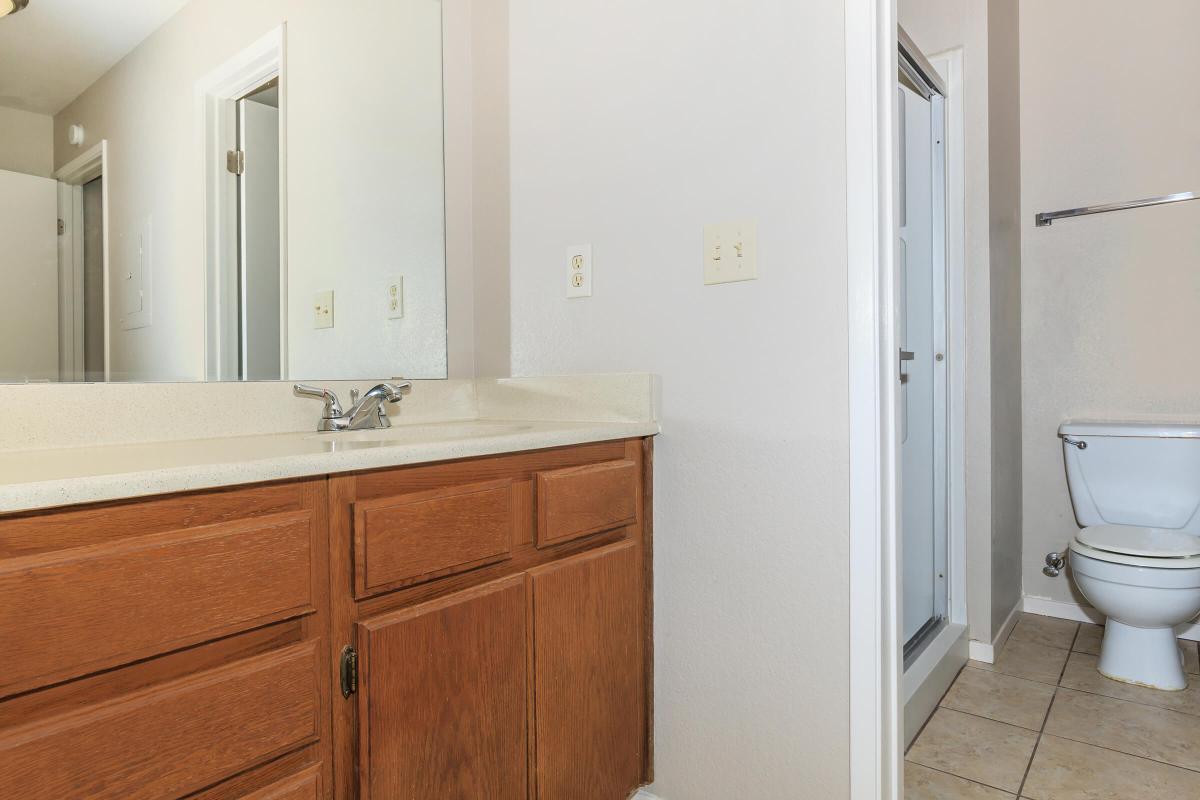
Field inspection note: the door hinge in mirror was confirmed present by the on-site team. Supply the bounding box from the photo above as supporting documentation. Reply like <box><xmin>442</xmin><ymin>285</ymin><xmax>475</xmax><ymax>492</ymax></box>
<box><xmin>226</xmin><ymin>149</ymin><xmax>245</xmax><ymax>176</ymax></box>
<box><xmin>57</xmin><ymin>218</ymin><xmax>64</xmax><ymax>236</ymax></box>
<box><xmin>340</xmin><ymin>645</ymin><xmax>358</xmax><ymax>697</ymax></box>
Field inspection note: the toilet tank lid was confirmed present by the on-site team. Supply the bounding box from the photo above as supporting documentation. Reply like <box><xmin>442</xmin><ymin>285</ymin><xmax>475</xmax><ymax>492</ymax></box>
<box><xmin>1059</xmin><ymin>421</ymin><xmax>1200</xmax><ymax>439</ymax></box>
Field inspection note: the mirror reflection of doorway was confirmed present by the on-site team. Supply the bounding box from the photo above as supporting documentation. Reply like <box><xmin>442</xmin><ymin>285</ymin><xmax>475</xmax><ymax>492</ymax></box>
<box><xmin>82</xmin><ymin>176</ymin><xmax>106</xmax><ymax>382</ymax></box>
<box><xmin>236</xmin><ymin>79</ymin><xmax>282</xmax><ymax>381</ymax></box>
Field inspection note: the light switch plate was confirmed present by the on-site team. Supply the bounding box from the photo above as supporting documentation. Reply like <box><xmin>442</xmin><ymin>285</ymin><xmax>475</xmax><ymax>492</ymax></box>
<box><xmin>567</xmin><ymin>243</ymin><xmax>592</xmax><ymax>298</ymax></box>
<box><xmin>314</xmin><ymin>290</ymin><xmax>334</xmax><ymax>329</ymax></box>
<box><xmin>703</xmin><ymin>220</ymin><xmax>758</xmax><ymax>285</ymax></box>
<box><xmin>120</xmin><ymin>215</ymin><xmax>154</xmax><ymax>330</ymax></box>
<box><xmin>387</xmin><ymin>277</ymin><xmax>404</xmax><ymax>319</ymax></box>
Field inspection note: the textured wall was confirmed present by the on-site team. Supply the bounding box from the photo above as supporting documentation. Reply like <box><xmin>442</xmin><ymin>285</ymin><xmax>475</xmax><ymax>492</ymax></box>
<box><xmin>0</xmin><ymin>106</ymin><xmax>53</xmax><ymax>177</ymax></box>
<box><xmin>508</xmin><ymin>1</ymin><xmax>850</xmax><ymax>796</ymax></box>
<box><xmin>1020</xmin><ymin>0</ymin><xmax>1200</xmax><ymax>605</ymax></box>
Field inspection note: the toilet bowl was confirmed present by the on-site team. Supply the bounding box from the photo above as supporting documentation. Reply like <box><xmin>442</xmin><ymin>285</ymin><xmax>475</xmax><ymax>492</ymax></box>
<box><xmin>1060</xmin><ymin>422</ymin><xmax>1200</xmax><ymax>690</ymax></box>
<box><xmin>1068</xmin><ymin>537</ymin><xmax>1200</xmax><ymax>690</ymax></box>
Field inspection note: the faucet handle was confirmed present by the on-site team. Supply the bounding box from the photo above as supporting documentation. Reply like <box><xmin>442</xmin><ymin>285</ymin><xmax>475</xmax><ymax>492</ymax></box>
<box><xmin>372</xmin><ymin>381</ymin><xmax>413</xmax><ymax>403</ymax></box>
<box><xmin>294</xmin><ymin>384</ymin><xmax>343</xmax><ymax>417</ymax></box>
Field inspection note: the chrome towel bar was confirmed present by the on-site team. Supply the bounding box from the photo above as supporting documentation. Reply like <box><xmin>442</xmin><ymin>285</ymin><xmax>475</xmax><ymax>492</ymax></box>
<box><xmin>1036</xmin><ymin>191</ymin><xmax>1199</xmax><ymax>227</ymax></box>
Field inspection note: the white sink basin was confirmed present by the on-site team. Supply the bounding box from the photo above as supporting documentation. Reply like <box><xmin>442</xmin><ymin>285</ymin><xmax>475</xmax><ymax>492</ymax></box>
<box><xmin>304</xmin><ymin>421</ymin><xmax>535</xmax><ymax>449</ymax></box>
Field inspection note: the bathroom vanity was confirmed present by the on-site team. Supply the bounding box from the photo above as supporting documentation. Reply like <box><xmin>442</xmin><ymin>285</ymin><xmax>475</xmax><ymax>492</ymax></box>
<box><xmin>0</xmin><ymin>427</ymin><xmax>655</xmax><ymax>800</ymax></box>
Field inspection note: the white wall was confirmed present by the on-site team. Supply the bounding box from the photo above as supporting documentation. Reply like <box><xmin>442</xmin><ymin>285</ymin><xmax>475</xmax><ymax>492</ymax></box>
<box><xmin>1020</xmin><ymin>0</ymin><xmax>1200</xmax><ymax>604</ymax></box>
<box><xmin>509</xmin><ymin>1</ymin><xmax>849</xmax><ymax>797</ymax></box>
<box><xmin>0</xmin><ymin>106</ymin><xmax>53</xmax><ymax>177</ymax></box>
<box><xmin>53</xmin><ymin>0</ymin><xmax>450</xmax><ymax>381</ymax></box>
<box><xmin>986</xmin><ymin>0</ymin><xmax>1022</xmax><ymax>635</ymax></box>
<box><xmin>0</xmin><ymin>170</ymin><xmax>58</xmax><ymax>381</ymax></box>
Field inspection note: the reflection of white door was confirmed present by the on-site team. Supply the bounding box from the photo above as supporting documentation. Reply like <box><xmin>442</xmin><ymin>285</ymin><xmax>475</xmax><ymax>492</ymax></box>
<box><xmin>238</xmin><ymin>95</ymin><xmax>282</xmax><ymax>380</ymax></box>
<box><xmin>0</xmin><ymin>169</ymin><xmax>58</xmax><ymax>382</ymax></box>
<box><xmin>899</xmin><ymin>82</ymin><xmax>946</xmax><ymax>646</ymax></box>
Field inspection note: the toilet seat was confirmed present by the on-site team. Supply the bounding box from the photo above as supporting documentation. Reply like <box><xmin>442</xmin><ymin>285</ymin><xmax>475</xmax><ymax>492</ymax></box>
<box><xmin>1075</xmin><ymin>532</ymin><xmax>1200</xmax><ymax>568</ymax></box>
<box><xmin>1079</xmin><ymin>524</ymin><xmax>1200</xmax><ymax>558</ymax></box>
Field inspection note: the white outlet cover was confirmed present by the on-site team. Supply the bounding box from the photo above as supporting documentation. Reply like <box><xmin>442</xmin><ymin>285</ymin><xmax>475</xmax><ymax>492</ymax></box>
<box><xmin>314</xmin><ymin>290</ymin><xmax>334</xmax><ymax>329</ymax></box>
<box><xmin>703</xmin><ymin>219</ymin><xmax>758</xmax><ymax>285</ymax></box>
<box><xmin>387</xmin><ymin>276</ymin><xmax>404</xmax><ymax>320</ymax></box>
<box><xmin>567</xmin><ymin>243</ymin><xmax>593</xmax><ymax>298</ymax></box>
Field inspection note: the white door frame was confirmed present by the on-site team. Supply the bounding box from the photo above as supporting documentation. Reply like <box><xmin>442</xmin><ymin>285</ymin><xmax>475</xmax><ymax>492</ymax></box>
<box><xmin>56</xmin><ymin>140</ymin><xmax>110</xmax><ymax>382</ymax></box>
<box><xmin>197</xmin><ymin>25</ymin><xmax>287</xmax><ymax>381</ymax></box>
<box><xmin>846</xmin><ymin>0</ymin><xmax>901</xmax><ymax>798</ymax></box>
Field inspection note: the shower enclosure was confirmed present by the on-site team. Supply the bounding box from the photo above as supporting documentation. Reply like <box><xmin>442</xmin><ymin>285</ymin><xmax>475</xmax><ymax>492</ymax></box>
<box><xmin>896</xmin><ymin>28</ymin><xmax>967</xmax><ymax>746</ymax></box>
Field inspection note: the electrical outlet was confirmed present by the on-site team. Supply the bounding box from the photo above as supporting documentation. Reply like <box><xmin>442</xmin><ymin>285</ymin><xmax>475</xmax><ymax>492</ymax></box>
<box><xmin>314</xmin><ymin>290</ymin><xmax>334</xmax><ymax>329</ymax></box>
<box><xmin>567</xmin><ymin>244</ymin><xmax>592</xmax><ymax>298</ymax></box>
<box><xmin>387</xmin><ymin>277</ymin><xmax>404</xmax><ymax>319</ymax></box>
<box><xmin>703</xmin><ymin>220</ymin><xmax>758</xmax><ymax>285</ymax></box>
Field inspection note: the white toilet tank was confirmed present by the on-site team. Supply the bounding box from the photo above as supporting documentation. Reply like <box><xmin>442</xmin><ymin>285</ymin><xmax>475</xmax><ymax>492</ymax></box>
<box><xmin>1061</xmin><ymin>421</ymin><xmax>1200</xmax><ymax>533</ymax></box>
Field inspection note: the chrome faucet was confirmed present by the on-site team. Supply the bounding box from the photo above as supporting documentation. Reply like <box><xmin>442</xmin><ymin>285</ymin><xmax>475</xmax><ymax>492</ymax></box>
<box><xmin>294</xmin><ymin>381</ymin><xmax>413</xmax><ymax>432</ymax></box>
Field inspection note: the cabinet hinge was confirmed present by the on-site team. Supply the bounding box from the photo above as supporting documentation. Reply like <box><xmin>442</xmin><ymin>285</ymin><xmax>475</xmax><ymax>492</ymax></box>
<box><xmin>340</xmin><ymin>645</ymin><xmax>358</xmax><ymax>697</ymax></box>
<box><xmin>226</xmin><ymin>149</ymin><xmax>245</xmax><ymax>176</ymax></box>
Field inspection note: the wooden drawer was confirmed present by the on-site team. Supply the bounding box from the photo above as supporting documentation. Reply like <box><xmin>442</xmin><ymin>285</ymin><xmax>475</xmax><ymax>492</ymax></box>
<box><xmin>0</xmin><ymin>508</ymin><xmax>316</xmax><ymax>696</ymax></box>
<box><xmin>535</xmin><ymin>459</ymin><xmax>638</xmax><ymax>547</ymax></box>
<box><xmin>239</xmin><ymin>764</ymin><xmax>322</xmax><ymax>800</ymax></box>
<box><xmin>0</xmin><ymin>641</ymin><xmax>320</xmax><ymax>800</ymax></box>
<box><xmin>353</xmin><ymin>479</ymin><xmax>514</xmax><ymax>598</ymax></box>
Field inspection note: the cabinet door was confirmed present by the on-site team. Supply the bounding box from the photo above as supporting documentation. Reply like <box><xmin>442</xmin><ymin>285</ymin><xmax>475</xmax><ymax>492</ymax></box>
<box><xmin>529</xmin><ymin>540</ymin><xmax>644</xmax><ymax>800</ymax></box>
<box><xmin>356</xmin><ymin>575</ymin><xmax>527</xmax><ymax>800</ymax></box>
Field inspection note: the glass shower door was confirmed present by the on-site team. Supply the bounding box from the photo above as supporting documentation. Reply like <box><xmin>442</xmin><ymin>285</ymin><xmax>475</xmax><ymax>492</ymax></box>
<box><xmin>899</xmin><ymin>79</ymin><xmax>948</xmax><ymax>665</ymax></box>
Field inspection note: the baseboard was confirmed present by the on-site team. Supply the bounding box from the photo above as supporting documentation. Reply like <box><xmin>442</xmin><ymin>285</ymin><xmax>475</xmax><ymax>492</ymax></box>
<box><xmin>1023</xmin><ymin>595</ymin><xmax>1200</xmax><ymax>642</ymax></box>
<box><xmin>966</xmin><ymin>599</ymin><xmax>1022</xmax><ymax>663</ymax></box>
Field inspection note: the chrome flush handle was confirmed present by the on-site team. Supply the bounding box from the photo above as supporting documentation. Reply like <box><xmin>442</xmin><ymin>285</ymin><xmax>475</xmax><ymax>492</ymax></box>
<box><xmin>1063</xmin><ymin>436</ymin><xmax>1088</xmax><ymax>450</ymax></box>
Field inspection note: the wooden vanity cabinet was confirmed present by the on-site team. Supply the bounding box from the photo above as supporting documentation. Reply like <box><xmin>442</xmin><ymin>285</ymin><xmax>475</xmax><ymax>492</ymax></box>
<box><xmin>331</xmin><ymin>438</ymin><xmax>653</xmax><ymax>800</ymax></box>
<box><xmin>0</xmin><ymin>437</ymin><xmax>652</xmax><ymax>800</ymax></box>
<box><xmin>0</xmin><ymin>479</ymin><xmax>333</xmax><ymax>800</ymax></box>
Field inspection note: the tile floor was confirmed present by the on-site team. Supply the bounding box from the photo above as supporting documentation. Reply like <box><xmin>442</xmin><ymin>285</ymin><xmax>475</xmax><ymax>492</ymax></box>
<box><xmin>905</xmin><ymin>614</ymin><xmax>1200</xmax><ymax>799</ymax></box>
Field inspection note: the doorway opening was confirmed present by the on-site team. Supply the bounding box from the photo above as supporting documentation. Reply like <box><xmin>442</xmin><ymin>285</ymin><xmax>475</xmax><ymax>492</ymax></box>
<box><xmin>56</xmin><ymin>140</ymin><xmax>110</xmax><ymax>382</ymax></box>
<box><xmin>199</xmin><ymin>26</ymin><xmax>286</xmax><ymax>381</ymax></box>
<box><xmin>236</xmin><ymin>78</ymin><xmax>282</xmax><ymax>380</ymax></box>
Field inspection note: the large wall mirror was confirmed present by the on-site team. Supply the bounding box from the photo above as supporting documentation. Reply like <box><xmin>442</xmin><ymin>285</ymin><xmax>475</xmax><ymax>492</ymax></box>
<box><xmin>0</xmin><ymin>0</ymin><xmax>456</xmax><ymax>382</ymax></box>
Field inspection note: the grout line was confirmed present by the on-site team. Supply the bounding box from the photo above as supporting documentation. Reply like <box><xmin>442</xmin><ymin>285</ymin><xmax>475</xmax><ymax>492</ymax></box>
<box><xmin>1017</xmin><ymin>685</ymin><xmax>1057</xmax><ymax>797</ymax></box>
<box><xmin>1038</xmin><ymin>726</ymin><xmax>1200</xmax><ymax>777</ymax></box>
<box><xmin>905</xmin><ymin>761</ymin><xmax>1020</xmax><ymax>796</ymax></box>
<box><xmin>1057</xmin><ymin>653</ymin><xmax>1200</xmax><ymax>718</ymax></box>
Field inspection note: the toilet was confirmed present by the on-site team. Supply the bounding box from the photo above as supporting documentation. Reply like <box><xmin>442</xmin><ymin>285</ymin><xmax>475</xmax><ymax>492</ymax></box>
<box><xmin>1060</xmin><ymin>421</ymin><xmax>1200</xmax><ymax>691</ymax></box>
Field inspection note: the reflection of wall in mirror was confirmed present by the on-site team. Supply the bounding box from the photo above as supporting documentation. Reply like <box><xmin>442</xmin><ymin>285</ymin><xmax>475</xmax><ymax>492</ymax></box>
<box><xmin>0</xmin><ymin>170</ymin><xmax>58</xmax><ymax>382</ymax></box>
<box><xmin>51</xmin><ymin>0</ymin><xmax>450</xmax><ymax>381</ymax></box>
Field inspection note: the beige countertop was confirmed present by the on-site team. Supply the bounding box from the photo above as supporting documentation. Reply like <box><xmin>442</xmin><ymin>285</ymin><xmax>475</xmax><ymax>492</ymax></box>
<box><xmin>0</xmin><ymin>418</ymin><xmax>660</xmax><ymax>515</ymax></box>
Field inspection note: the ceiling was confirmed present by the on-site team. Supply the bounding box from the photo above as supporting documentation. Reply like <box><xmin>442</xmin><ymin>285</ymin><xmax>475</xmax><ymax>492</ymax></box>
<box><xmin>0</xmin><ymin>0</ymin><xmax>191</xmax><ymax>115</ymax></box>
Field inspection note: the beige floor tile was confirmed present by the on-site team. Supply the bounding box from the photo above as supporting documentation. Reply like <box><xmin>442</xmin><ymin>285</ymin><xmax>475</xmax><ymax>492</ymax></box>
<box><xmin>1184</xmin><ymin>640</ymin><xmax>1199</xmax><ymax>675</ymax></box>
<box><xmin>1045</xmin><ymin>687</ymin><xmax>1200</xmax><ymax>771</ymax></box>
<box><xmin>1071</xmin><ymin>623</ymin><xmax>1102</xmax><ymax>656</ymax></box>
<box><xmin>1022</xmin><ymin>735</ymin><xmax>1200</xmax><ymax>800</ymax></box>
<box><xmin>976</xmin><ymin>637</ymin><xmax>1070</xmax><ymax>685</ymax></box>
<box><xmin>904</xmin><ymin>762</ymin><xmax>1016</xmax><ymax>799</ymax></box>
<box><xmin>906</xmin><ymin>708</ymin><xmax>1039</xmax><ymax>794</ymax></box>
<box><xmin>1059</xmin><ymin>652</ymin><xmax>1200</xmax><ymax>717</ymax></box>
<box><xmin>941</xmin><ymin>667</ymin><xmax>1056</xmax><ymax>730</ymax></box>
<box><xmin>1008</xmin><ymin>614</ymin><xmax>1078</xmax><ymax>651</ymax></box>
